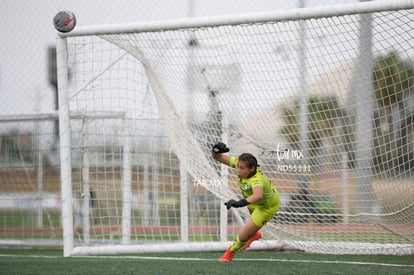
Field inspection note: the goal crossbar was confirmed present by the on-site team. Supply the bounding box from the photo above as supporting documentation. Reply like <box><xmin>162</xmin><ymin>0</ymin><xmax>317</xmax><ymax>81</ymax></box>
<box><xmin>59</xmin><ymin>0</ymin><xmax>414</xmax><ymax>37</ymax></box>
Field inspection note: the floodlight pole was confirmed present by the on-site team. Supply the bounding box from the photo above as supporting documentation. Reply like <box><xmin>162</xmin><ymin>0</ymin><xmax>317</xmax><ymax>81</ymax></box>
<box><xmin>297</xmin><ymin>0</ymin><xmax>309</xmax><ymax>191</ymax></box>
<box><xmin>354</xmin><ymin>4</ymin><xmax>374</xmax><ymax>215</ymax></box>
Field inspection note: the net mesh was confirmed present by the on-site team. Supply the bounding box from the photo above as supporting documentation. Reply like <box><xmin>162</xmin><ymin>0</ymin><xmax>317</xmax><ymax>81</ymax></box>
<box><xmin>64</xmin><ymin>7</ymin><xmax>414</xmax><ymax>254</ymax></box>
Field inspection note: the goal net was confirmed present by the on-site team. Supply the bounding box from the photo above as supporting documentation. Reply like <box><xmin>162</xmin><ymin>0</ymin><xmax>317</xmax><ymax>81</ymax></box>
<box><xmin>57</xmin><ymin>0</ymin><xmax>414</xmax><ymax>256</ymax></box>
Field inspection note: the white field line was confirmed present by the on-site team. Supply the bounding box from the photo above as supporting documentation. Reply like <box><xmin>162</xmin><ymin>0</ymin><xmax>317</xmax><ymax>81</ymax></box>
<box><xmin>0</xmin><ymin>254</ymin><xmax>413</xmax><ymax>269</ymax></box>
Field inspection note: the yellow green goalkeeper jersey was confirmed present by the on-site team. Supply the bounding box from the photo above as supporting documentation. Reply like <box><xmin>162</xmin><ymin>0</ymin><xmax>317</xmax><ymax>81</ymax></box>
<box><xmin>229</xmin><ymin>156</ymin><xmax>279</xmax><ymax>208</ymax></box>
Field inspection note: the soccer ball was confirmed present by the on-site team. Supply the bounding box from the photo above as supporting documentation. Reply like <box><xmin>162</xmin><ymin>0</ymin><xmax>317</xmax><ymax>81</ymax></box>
<box><xmin>53</xmin><ymin>11</ymin><xmax>76</xmax><ymax>33</ymax></box>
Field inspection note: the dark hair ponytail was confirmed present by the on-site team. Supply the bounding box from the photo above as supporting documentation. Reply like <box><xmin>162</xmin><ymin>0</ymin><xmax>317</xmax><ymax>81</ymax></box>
<box><xmin>238</xmin><ymin>153</ymin><xmax>257</xmax><ymax>169</ymax></box>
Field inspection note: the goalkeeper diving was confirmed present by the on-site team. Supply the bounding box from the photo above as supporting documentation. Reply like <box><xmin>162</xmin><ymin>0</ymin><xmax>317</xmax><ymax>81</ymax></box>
<box><xmin>212</xmin><ymin>142</ymin><xmax>280</xmax><ymax>262</ymax></box>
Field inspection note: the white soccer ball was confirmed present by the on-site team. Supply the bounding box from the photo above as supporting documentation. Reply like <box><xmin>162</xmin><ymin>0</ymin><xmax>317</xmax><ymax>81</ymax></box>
<box><xmin>53</xmin><ymin>11</ymin><xmax>76</xmax><ymax>33</ymax></box>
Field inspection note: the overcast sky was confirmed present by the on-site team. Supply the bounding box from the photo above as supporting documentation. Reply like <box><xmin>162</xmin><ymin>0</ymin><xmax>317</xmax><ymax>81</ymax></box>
<box><xmin>0</xmin><ymin>0</ymin><xmax>359</xmax><ymax>116</ymax></box>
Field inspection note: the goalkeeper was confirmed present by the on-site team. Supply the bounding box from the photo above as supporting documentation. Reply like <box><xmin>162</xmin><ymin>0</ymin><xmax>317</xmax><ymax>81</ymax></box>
<box><xmin>212</xmin><ymin>142</ymin><xmax>280</xmax><ymax>262</ymax></box>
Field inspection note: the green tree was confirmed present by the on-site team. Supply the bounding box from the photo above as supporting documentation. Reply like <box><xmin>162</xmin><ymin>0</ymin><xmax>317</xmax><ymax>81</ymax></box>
<box><xmin>280</xmin><ymin>95</ymin><xmax>345</xmax><ymax>162</ymax></box>
<box><xmin>373</xmin><ymin>51</ymin><xmax>413</xmax><ymax>108</ymax></box>
<box><xmin>372</xmin><ymin>51</ymin><xmax>414</xmax><ymax>174</ymax></box>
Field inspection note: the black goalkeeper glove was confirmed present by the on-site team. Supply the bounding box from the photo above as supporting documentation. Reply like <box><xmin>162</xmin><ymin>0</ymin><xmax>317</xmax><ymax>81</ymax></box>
<box><xmin>225</xmin><ymin>199</ymin><xmax>250</xmax><ymax>210</ymax></box>
<box><xmin>212</xmin><ymin>142</ymin><xmax>230</xmax><ymax>154</ymax></box>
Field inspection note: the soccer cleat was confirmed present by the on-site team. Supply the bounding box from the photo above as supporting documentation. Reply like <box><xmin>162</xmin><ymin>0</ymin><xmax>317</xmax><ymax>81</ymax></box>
<box><xmin>219</xmin><ymin>248</ymin><xmax>236</xmax><ymax>262</ymax></box>
<box><xmin>240</xmin><ymin>231</ymin><xmax>262</xmax><ymax>250</ymax></box>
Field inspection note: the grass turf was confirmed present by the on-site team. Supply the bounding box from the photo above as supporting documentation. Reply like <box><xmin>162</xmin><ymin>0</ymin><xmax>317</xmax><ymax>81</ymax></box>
<box><xmin>0</xmin><ymin>248</ymin><xmax>413</xmax><ymax>275</ymax></box>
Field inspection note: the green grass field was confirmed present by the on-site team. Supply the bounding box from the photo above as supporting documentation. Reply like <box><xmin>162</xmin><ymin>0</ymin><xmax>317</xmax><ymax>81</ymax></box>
<box><xmin>0</xmin><ymin>248</ymin><xmax>413</xmax><ymax>275</ymax></box>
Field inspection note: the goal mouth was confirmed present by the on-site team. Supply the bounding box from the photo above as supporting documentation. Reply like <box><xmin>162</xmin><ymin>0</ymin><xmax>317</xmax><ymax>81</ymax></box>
<box><xmin>52</xmin><ymin>0</ymin><xmax>414</xmax><ymax>256</ymax></box>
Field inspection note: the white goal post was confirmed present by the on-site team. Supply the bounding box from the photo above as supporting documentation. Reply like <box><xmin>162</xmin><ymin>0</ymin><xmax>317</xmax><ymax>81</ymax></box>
<box><xmin>57</xmin><ymin>0</ymin><xmax>414</xmax><ymax>257</ymax></box>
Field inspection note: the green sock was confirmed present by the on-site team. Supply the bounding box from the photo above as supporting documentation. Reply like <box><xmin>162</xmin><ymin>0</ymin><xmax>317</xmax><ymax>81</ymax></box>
<box><xmin>229</xmin><ymin>235</ymin><xmax>247</xmax><ymax>252</ymax></box>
